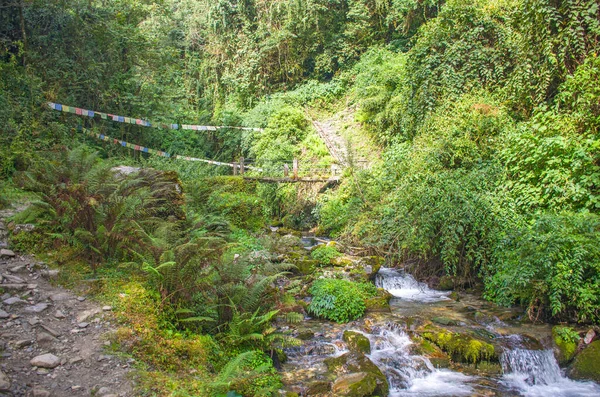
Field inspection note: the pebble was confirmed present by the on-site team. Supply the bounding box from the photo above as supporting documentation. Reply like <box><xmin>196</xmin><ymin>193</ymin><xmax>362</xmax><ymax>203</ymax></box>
<box><xmin>102</xmin><ymin>306</ymin><xmax>112</xmax><ymax>311</ymax></box>
<box><xmin>30</xmin><ymin>353</ymin><xmax>60</xmax><ymax>369</ymax></box>
<box><xmin>78</xmin><ymin>322</ymin><xmax>89</xmax><ymax>328</ymax></box>
<box><xmin>77</xmin><ymin>296</ymin><xmax>86</xmax><ymax>302</ymax></box>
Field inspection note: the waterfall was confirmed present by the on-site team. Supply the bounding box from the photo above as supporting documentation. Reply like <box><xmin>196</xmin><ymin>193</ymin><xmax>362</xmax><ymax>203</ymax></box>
<box><xmin>375</xmin><ymin>267</ymin><xmax>450</xmax><ymax>302</ymax></box>
<box><xmin>364</xmin><ymin>324</ymin><xmax>475</xmax><ymax>396</ymax></box>
<box><xmin>500</xmin><ymin>349</ymin><xmax>600</xmax><ymax>397</ymax></box>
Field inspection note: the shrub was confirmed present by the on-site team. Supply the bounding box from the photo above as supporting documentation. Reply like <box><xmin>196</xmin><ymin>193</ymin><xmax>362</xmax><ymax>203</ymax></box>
<box><xmin>310</xmin><ymin>245</ymin><xmax>342</xmax><ymax>266</ymax></box>
<box><xmin>308</xmin><ymin>278</ymin><xmax>376</xmax><ymax>323</ymax></box>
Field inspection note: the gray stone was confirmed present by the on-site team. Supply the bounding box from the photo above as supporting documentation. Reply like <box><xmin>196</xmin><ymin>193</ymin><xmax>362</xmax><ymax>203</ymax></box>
<box><xmin>39</xmin><ymin>324</ymin><xmax>61</xmax><ymax>337</ymax></box>
<box><xmin>0</xmin><ymin>310</ymin><xmax>8</xmax><ymax>319</ymax></box>
<box><xmin>30</xmin><ymin>353</ymin><xmax>60</xmax><ymax>368</ymax></box>
<box><xmin>0</xmin><ymin>249</ymin><xmax>15</xmax><ymax>258</ymax></box>
<box><xmin>584</xmin><ymin>329</ymin><xmax>596</xmax><ymax>345</ymax></box>
<box><xmin>3</xmin><ymin>297</ymin><xmax>25</xmax><ymax>305</ymax></box>
<box><xmin>102</xmin><ymin>306</ymin><xmax>112</xmax><ymax>311</ymax></box>
<box><xmin>49</xmin><ymin>292</ymin><xmax>70</xmax><ymax>302</ymax></box>
<box><xmin>32</xmin><ymin>387</ymin><xmax>51</xmax><ymax>397</ymax></box>
<box><xmin>42</xmin><ymin>269</ymin><xmax>60</xmax><ymax>278</ymax></box>
<box><xmin>69</xmin><ymin>356</ymin><xmax>83</xmax><ymax>365</ymax></box>
<box><xmin>2</xmin><ymin>274</ymin><xmax>25</xmax><ymax>283</ymax></box>
<box><xmin>97</xmin><ymin>387</ymin><xmax>112</xmax><ymax>396</ymax></box>
<box><xmin>0</xmin><ymin>370</ymin><xmax>10</xmax><ymax>391</ymax></box>
<box><xmin>76</xmin><ymin>296</ymin><xmax>85</xmax><ymax>302</ymax></box>
<box><xmin>15</xmin><ymin>339</ymin><xmax>33</xmax><ymax>348</ymax></box>
<box><xmin>76</xmin><ymin>308</ymin><xmax>100</xmax><ymax>323</ymax></box>
<box><xmin>25</xmin><ymin>303</ymin><xmax>49</xmax><ymax>313</ymax></box>
<box><xmin>54</xmin><ymin>310</ymin><xmax>66</xmax><ymax>319</ymax></box>
<box><xmin>77</xmin><ymin>322</ymin><xmax>89</xmax><ymax>328</ymax></box>
<box><xmin>37</xmin><ymin>332</ymin><xmax>58</xmax><ymax>344</ymax></box>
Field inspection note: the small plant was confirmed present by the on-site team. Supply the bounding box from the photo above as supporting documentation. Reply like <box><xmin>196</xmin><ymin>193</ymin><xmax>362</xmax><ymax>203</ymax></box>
<box><xmin>310</xmin><ymin>245</ymin><xmax>341</xmax><ymax>266</ymax></box>
<box><xmin>308</xmin><ymin>278</ymin><xmax>377</xmax><ymax>323</ymax></box>
<box><xmin>555</xmin><ymin>326</ymin><xmax>581</xmax><ymax>344</ymax></box>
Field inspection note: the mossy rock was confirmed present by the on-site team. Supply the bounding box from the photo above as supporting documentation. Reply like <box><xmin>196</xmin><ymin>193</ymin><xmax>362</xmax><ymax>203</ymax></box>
<box><xmin>432</xmin><ymin>317</ymin><xmax>461</xmax><ymax>326</ymax></box>
<box><xmin>437</xmin><ymin>275</ymin><xmax>455</xmax><ymax>291</ymax></box>
<box><xmin>331</xmin><ymin>256</ymin><xmax>354</xmax><ymax>267</ymax></box>
<box><xmin>305</xmin><ymin>380</ymin><xmax>331</xmax><ymax>396</ymax></box>
<box><xmin>568</xmin><ymin>340</ymin><xmax>600</xmax><ymax>382</ymax></box>
<box><xmin>553</xmin><ymin>326</ymin><xmax>579</xmax><ymax>365</ymax></box>
<box><xmin>421</xmin><ymin>326</ymin><xmax>498</xmax><ymax>365</ymax></box>
<box><xmin>359</xmin><ymin>256</ymin><xmax>384</xmax><ymax>280</ymax></box>
<box><xmin>324</xmin><ymin>352</ymin><xmax>389</xmax><ymax>396</ymax></box>
<box><xmin>364</xmin><ymin>289</ymin><xmax>392</xmax><ymax>313</ymax></box>
<box><xmin>277</xmin><ymin>227</ymin><xmax>303</xmax><ymax>238</ymax></box>
<box><xmin>297</xmin><ymin>330</ymin><xmax>315</xmax><ymax>341</ymax></box>
<box><xmin>331</xmin><ymin>372</ymin><xmax>377</xmax><ymax>397</ymax></box>
<box><xmin>294</xmin><ymin>259</ymin><xmax>319</xmax><ymax>275</ymax></box>
<box><xmin>343</xmin><ymin>331</ymin><xmax>371</xmax><ymax>354</ymax></box>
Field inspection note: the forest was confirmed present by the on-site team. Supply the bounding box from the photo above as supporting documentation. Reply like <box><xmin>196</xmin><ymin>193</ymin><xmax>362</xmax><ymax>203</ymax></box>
<box><xmin>1</xmin><ymin>0</ymin><xmax>600</xmax><ymax>396</ymax></box>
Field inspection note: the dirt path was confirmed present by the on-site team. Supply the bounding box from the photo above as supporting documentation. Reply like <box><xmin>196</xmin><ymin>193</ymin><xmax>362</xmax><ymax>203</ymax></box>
<box><xmin>0</xmin><ymin>206</ymin><xmax>134</xmax><ymax>397</ymax></box>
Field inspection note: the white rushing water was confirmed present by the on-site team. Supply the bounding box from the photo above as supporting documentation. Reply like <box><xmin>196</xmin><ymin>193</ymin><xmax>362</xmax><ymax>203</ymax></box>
<box><xmin>362</xmin><ymin>324</ymin><xmax>476</xmax><ymax>396</ymax></box>
<box><xmin>375</xmin><ymin>267</ymin><xmax>450</xmax><ymax>302</ymax></box>
<box><xmin>500</xmin><ymin>349</ymin><xmax>600</xmax><ymax>397</ymax></box>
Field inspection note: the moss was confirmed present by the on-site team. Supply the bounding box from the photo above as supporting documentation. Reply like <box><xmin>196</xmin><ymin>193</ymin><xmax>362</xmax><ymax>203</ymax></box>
<box><xmin>324</xmin><ymin>352</ymin><xmax>389</xmax><ymax>396</ymax></box>
<box><xmin>438</xmin><ymin>275</ymin><xmax>455</xmax><ymax>290</ymax></box>
<box><xmin>421</xmin><ymin>326</ymin><xmax>497</xmax><ymax>365</ymax></box>
<box><xmin>364</xmin><ymin>289</ymin><xmax>392</xmax><ymax>312</ymax></box>
<box><xmin>277</xmin><ymin>227</ymin><xmax>303</xmax><ymax>237</ymax></box>
<box><xmin>332</xmin><ymin>372</ymin><xmax>377</xmax><ymax>397</ymax></box>
<box><xmin>553</xmin><ymin>326</ymin><xmax>579</xmax><ymax>365</ymax></box>
<box><xmin>331</xmin><ymin>256</ymin><xmax>354</xmax><ymax>267</ymax></box>
<box><xmin>306</xmin><ymin>380</ymin><xmax>331</xmax><ymax>395</ymax></box>
<box><xmin>569</xmin><ymin>340</ymin><xmax>600</xmax><ymax>382</ymax></box>
<box><xmin>343</xmin><ymin>331</ymin><xmax>371</xmax><ymax>354</ymax></box>
<box><xmin>359</xmin><ymin>256</ymin><xmax>384</xmax><ymax>278</ymax></box>
<box><xmin>432</xmin><ymin>317</ymin><xmax>461</xmax><ymax>326</ymax></box>
<box><xmin>294</xmin><ymin>259</ymin><xmax>319</xmax><ymax>275</ymax></box>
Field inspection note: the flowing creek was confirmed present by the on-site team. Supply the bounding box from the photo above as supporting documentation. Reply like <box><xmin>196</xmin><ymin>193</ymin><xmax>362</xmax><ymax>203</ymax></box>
<box><xmin>282</xmin><ymin>267</ymin><xmax>600</xmax><ymax>396</ymax></box>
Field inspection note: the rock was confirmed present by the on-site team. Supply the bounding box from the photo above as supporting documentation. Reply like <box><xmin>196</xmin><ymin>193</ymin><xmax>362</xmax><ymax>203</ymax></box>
<box><xmin>358</xmin><ymin>256</ymin><xmax>384</xmax><ymax>280</ymax></box>
<box><xmin>331</xmin><ymin>256</ymin><xmax>354</xmax><ymax>267</ymax></box>
<box><xmin>25</xmin><ymin>303</ymin><xmax>49</xmax><ymax>313</ymax></box>
<box><xmin>39</xmin><ymin>324</ymin><xmax>61</xmax><ymax>337</ymax></box>
<box><xmin>2</xmin><ymin>274</ymin><xmax>25</xmax><ymax>283</ymax></box>
<box><xmin>343</xmin><ymin>331</ymin><xmax>371</xmax><ymax>354</ymax></box>
<box><xmin>432</xmin><ymin>317</ymin><xmax>461</xmax><ymax>326</ymax></box>
<box><xmin>12</xmin><ymin>223</ymin><xmax>35</xmax><ymax>234</ymax></box>
<box><xmin>332</xmin><ymin>372</ymin><xmax>377</xmax><ymax>397</ymax></box>
<box><xmin>324</xmin><ymin>352</ymin><xmax>389</xmax><ymax>396</ymax></box>
<box><xmin>37</xmin><ymin>332</ymin><xmax>58</xmax><ymax>344</ymax></box>
<box><xmin>421</xmin><ymin>325</ymin><xmax>498</xmax><ymax>364</ymax></box>
<box><xmin>305</xmin><ymin>380</ymin><xmax>331</xmax><ymax>396</ymax></box>
<box><xmin>0</xmin><ymin>249</ymin><xmax>15</xmax><ymax>258</ymax></box>
<box><xmin>0</xmin><ymin>370</ymin><xmax>10</xmax><ymax>391</ymax></box>
<box><xmin>54</xmin><ymin>310</ymin><xmax>66</xmax><ymax>319</ymax></box>
<box><xmin>3</xmin><ymin>297</ymin><xmax>26</xmax><ymax>305</ymax></box>
<box><xmin>15</xmin><ymin>339</ymin><xmax>33</xmax><ymax>348</ymax></box>
<box><xmin>32</xmin><ymin>387</ymin><xmax>51</xmax><ymax>397</ymax></box>
<box><xmin>297</xmin><ymin>331</ymin><xmax>314</xmax><ymax>341</ymax></box>
<box><xmin>97</xmin><ymin>386</ymin><xmax>112</xmax><ymax>396</ymax></box>
<box><xmin>552</xmin><ymin>326</ymin><xmax>578</xmax><ymax>365</ymax></box>
<box><xmin>76</xmin><ymin>308</ymin><xmax>101</xmax><ymax>323</ymax></box>
<box><xmin>584</xmin><ymin>329</ymin><xmax>596</xmax><ymax>345</ymax></box>
<box><xmin>0</xmin><ymin>310</ymin><xmax>9</xmax><ymax>319</ymax></box>
<box><xmin>102</xmin><ymin>306</ymin><xmax>112</xmax><ymax>311</ymax></box>
<box><xmin>30</xmin><ymin>353</ymin><xmax>60</xmax><ymax>368</ymax></box>
<box><xmin>78</xmin><ymin>322</ymin><xmax>89</xmax><ymax>328</ymax></box>
<box><xmin>70</xmin><ymin>356</ymin><xmax>83</xmax><ymax>364</ymax></box>
<box><xmin>77</xmin><ymin>296</ymin><xmax>86</xmax><ymax>302</ymax></box>
<box><xmin>437</xmin><ymin>275</ymin><xmax>455</xmax><ymax>291</ymax></box>
<box><xmin>364</xmin><ymin>289</ymin><xmax>392</xmax><ymax>313</ymax></box>
<box><xmin>42</xmin><ymin>269</ymin><xmax>60</xmax><ymax>278</ymax></box>
<box><xmin>569</xmin><ymin>340</ymin><xmax>600</xmax><ymax>382</ymax></box>
<box><xmin>294</xmin><ymin>259</ymin><xmax>319</xmax><ymax>275</ymax></box>
<box><xmin>49</xmin><ymin>292</ymin><xmax>70</xmax><ymax>302</ymax></box>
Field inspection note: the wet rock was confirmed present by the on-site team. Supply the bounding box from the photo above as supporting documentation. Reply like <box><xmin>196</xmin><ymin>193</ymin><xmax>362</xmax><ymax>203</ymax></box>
<box><xmin>552</xmin><ymin>326</ymin><xmax>578</xmax><ymax>365</ymax></box>
<box><xmin>343</xmin><ymin>331</ymin><xmax>371</xmax><ymax>354</ymax></box>
<box><xmin>324</xmin><ymin>352</ymin><xmax>388</xmax><ymax>396</ymax></box>
<box><xmin>568</xmin><ymin>340</ymin><xmax>600</xmax><ymax>382</ymax></box>
<box><xmin>421</xmin><ymin>325</ymin><xmax>498</xmax><ymax>364</ymax></box>
<box><xmin>25</xmin><ymin>303</ymin><xmax>49</xmax><ymax>313</ymax></box>
<box><xmin>332</xmin><ymin>372</ymin><xmax>377</xmax><ymax>397</ymax></box>
<box><xmin>432</xmin><ymin>317</ymin><xmax>461</xmax><ymax>326</ymax></box>
<box><xmin>0</xmin><ymin>249</ymin><xmax>15</xmax><ymax>258</ymax></box>
<box><xmin>305</xmin><ymin>380</ymin><xmax>331</xmax><ymax>396</ymax></box>
<box><xmin>0</xmin><ymin>370</ymin><xmax>10</xmax><ymax>391</ymax></box>
<box><xmin>30</xmin><ymin>353</ymin><xmax>60</xmax><ymax>368</ymax></box>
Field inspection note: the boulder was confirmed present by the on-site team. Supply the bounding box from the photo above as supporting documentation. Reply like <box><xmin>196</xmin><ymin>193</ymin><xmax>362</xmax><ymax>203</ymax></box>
<box><xmin>552</xmin><ymin>326</ymin><xmax>578</xmax><ymax>365</ymax></box>
<box><xmin>568</xmin><ymin>340</ymin><xmax>600</xmax><ymax>382</ymax></box>
<box><xmin>358</xmin><ymin>256</ymin><xmax>384</xmax><ymax>280</ymax></box>
<box><xmin>364</xmin><ymin>289</ymin><xmax>392</xmax><ymax>313</ymax></box>
<box><xmin>332</xmin><ymin>372</ymin><xmax>377</xmax><ymax>397</ymax></box>
<box><xmin>421</xmin><ymin>325</ymin><xmax>498</xmax><ymax>364</ymax></box>
<box><xmin>324</xmin><ymin>352</ymin><xmax>389</xmax><ymax>396</ymax></box>
<box><xmin>343</xmin><ymin>331</ymin><xmax>371</xmax><ymax>354</ymax></box>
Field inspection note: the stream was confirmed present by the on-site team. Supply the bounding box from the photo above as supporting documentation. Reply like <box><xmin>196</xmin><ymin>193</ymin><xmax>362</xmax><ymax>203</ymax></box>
<box><xmin>282</xmin><ymin>267</ymin><xmax>600</xmax><ymax>396</ymax></box>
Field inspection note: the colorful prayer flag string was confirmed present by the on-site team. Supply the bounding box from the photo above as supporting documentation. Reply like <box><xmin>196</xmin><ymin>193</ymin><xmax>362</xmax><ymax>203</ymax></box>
<box><xmin>47</xmin><ymin>102</ymin><xmax>263</xmax><ymax>132</ymax></box>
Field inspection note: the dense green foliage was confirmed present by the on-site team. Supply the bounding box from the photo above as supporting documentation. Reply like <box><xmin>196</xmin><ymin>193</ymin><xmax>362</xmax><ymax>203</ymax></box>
<box><xmin>308</xmin><ymin>278</ymin><xmax>377</xmax><ymax>322</ymax></box>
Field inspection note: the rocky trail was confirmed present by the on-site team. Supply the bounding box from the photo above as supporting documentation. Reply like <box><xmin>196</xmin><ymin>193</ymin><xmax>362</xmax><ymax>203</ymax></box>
<box><xmin>0</xmin><ymin>206</ymin><xmax>134</xmax><ymax>397</ymax></box>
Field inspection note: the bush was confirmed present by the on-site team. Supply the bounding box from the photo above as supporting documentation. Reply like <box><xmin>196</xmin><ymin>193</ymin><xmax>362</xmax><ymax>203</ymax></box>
<box><xmin>310</xmin><ymin>245</ymin><xmax>342</xmax><ymax>266</ymax></box>
<box><xmin>308</xmin><ymin>279</ymin><xmax>376</xmax><ymax>323</ymax></box>
<box><xmin>485</xmin><ymin>213</ymin><xmax>600</xmax><ymax>323</ymax></box>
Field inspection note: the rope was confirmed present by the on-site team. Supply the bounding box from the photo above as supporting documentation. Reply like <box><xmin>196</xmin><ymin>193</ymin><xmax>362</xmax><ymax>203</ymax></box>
<box><xmin>47</xmin><ymin>102</ymin><xmax>263</xmax><ymax>132</ymax></box>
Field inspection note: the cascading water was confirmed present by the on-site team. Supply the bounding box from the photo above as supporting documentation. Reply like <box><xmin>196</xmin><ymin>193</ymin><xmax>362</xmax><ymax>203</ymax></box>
<box><xmin>500</xmin><ymin>349</ymin><xmax>600</xmax><ymax>397</ymax></box>
<box><xmin>375</xmin><ymin>267</ymin><xmax>450</xmax><ymax>302</ymax></box>
<box><xmin>363</xmin><ymin>324</ymin><xmax>477</xmax><ymax>396</ymax></box>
